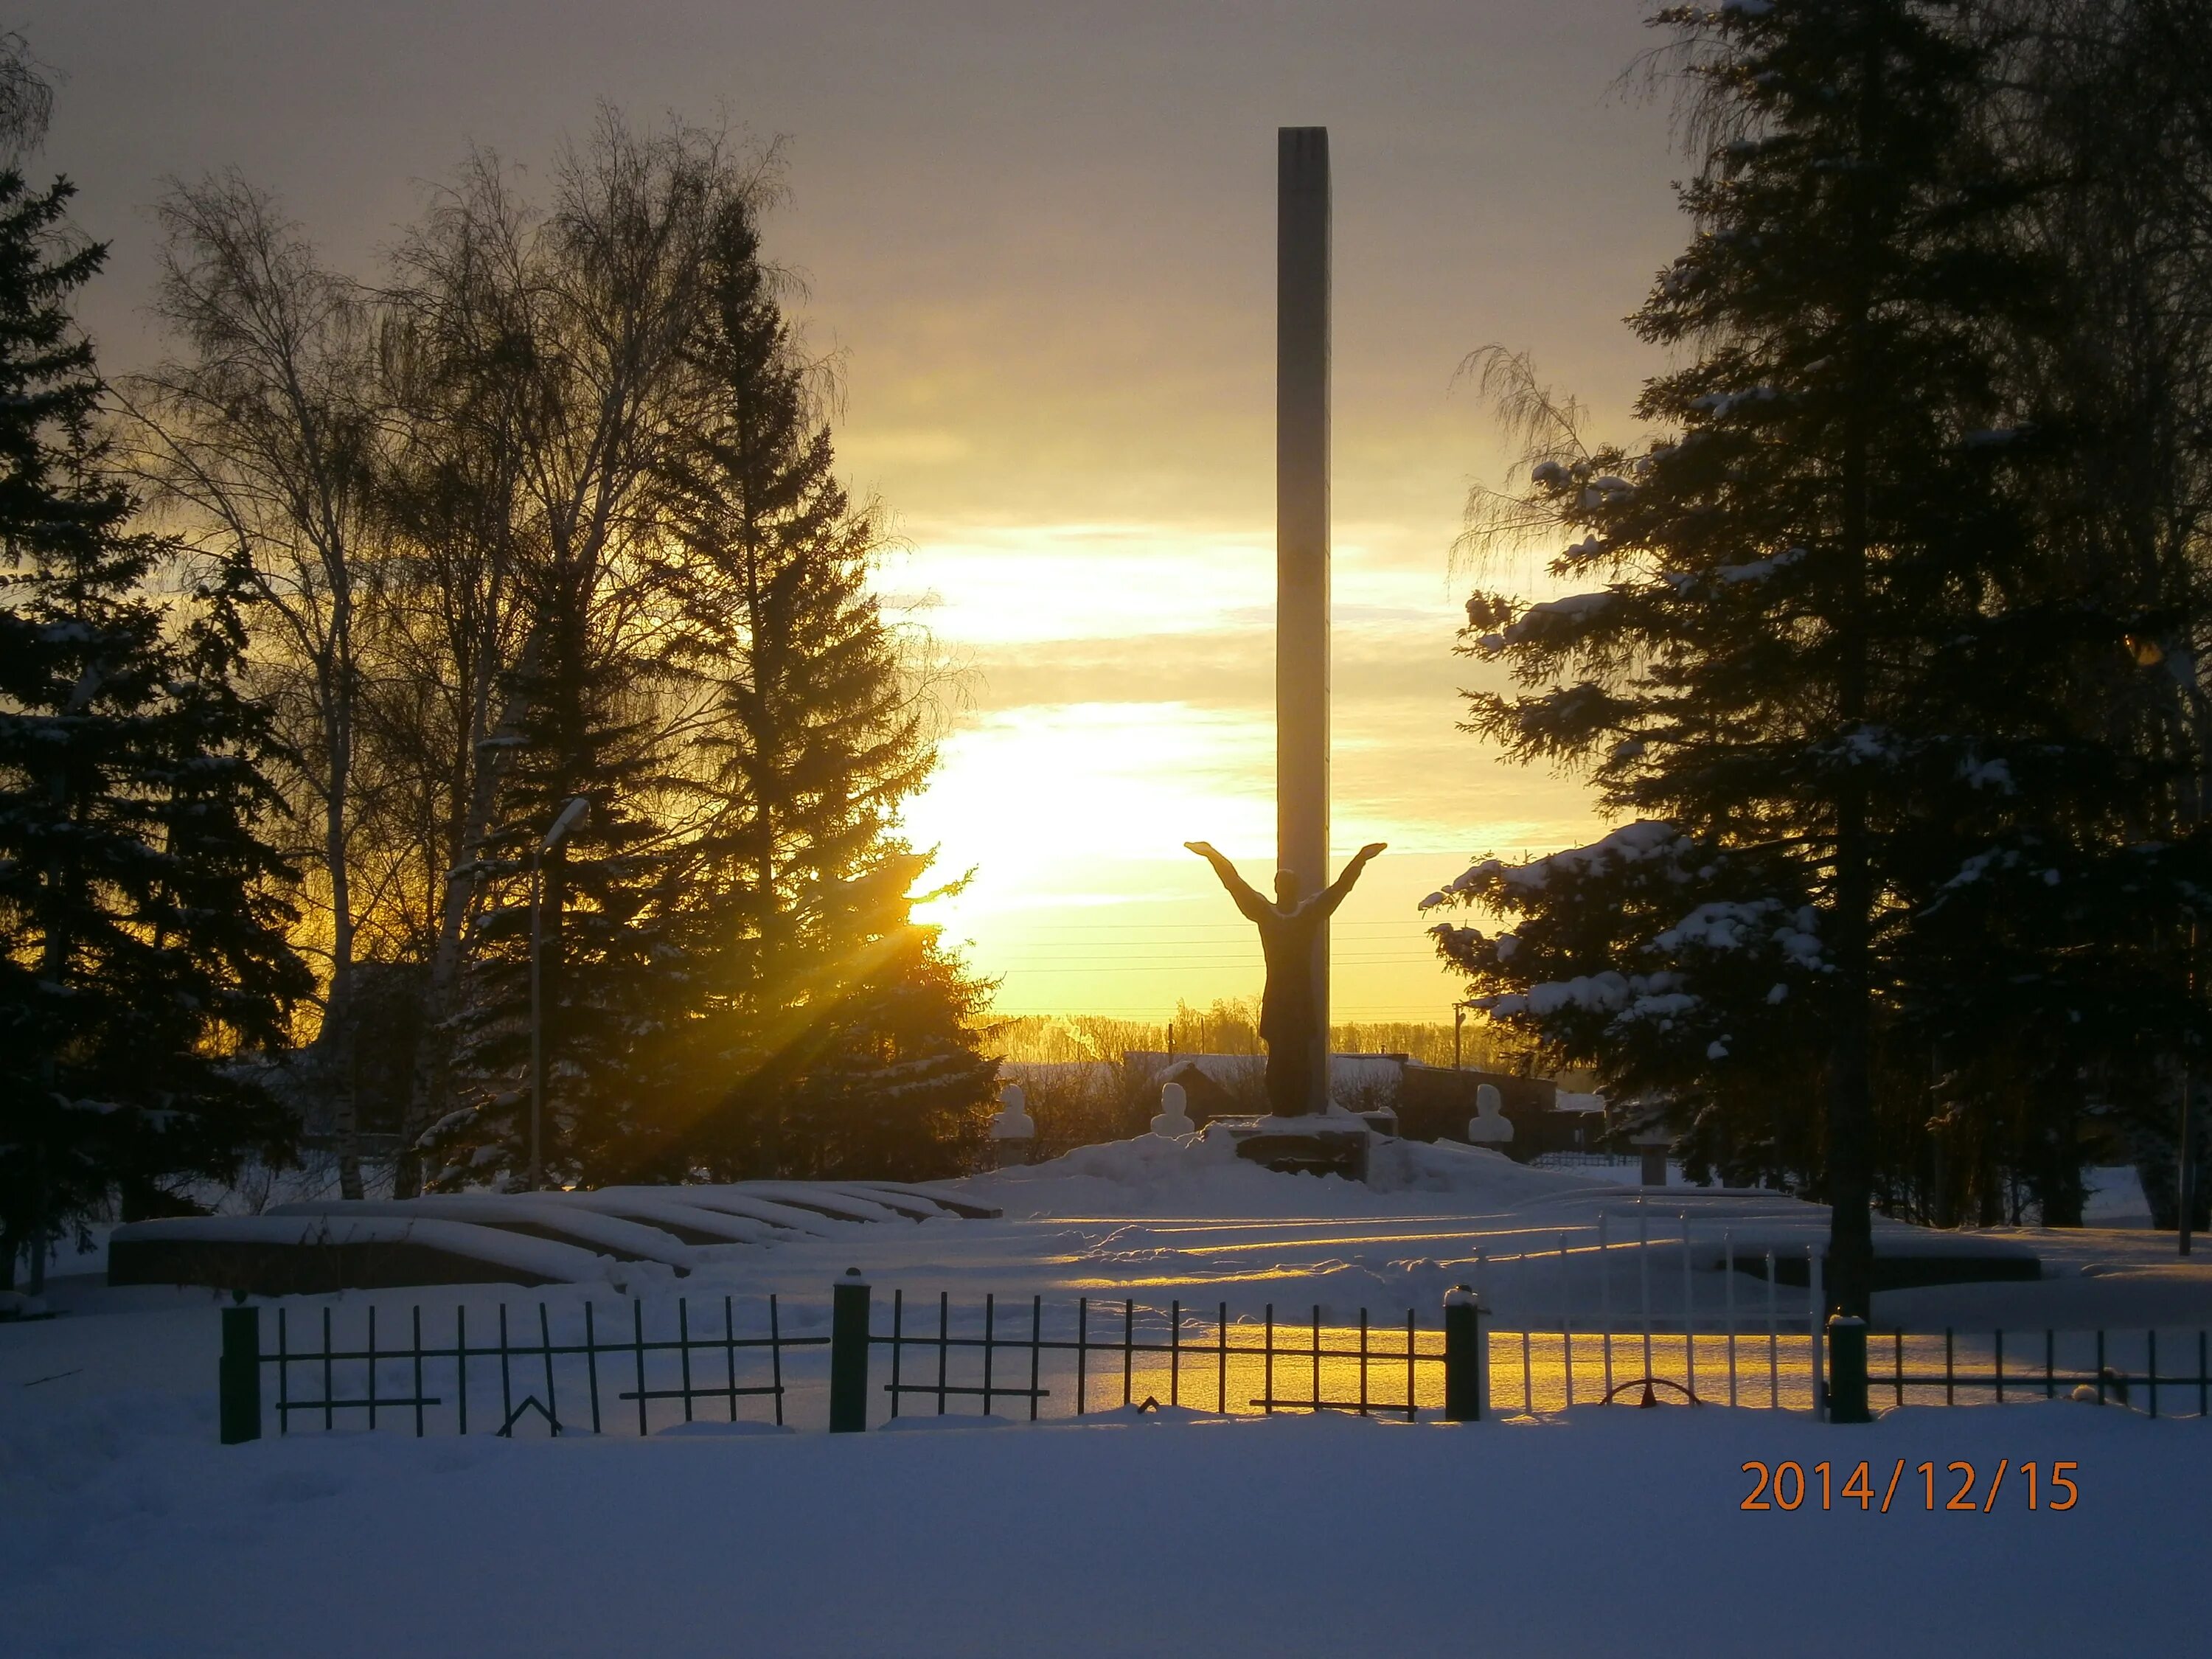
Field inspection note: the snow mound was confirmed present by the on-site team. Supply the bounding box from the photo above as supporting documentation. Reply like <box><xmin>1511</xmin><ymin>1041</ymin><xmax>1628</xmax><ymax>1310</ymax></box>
<box><xmin>1363</xmin><ymin>1137</ymin><xmax>1599</xmax><ymax>1204</ymax></box>
<box><xmin>959</xmin><ymin>1132</ymin><xmax>1600</xmax><ymax>1220</ymax></box>
<box><xmin>877</xmin><ymin>1413</ymin><xmax>1018</xmax><ymax>1432</ymax></box>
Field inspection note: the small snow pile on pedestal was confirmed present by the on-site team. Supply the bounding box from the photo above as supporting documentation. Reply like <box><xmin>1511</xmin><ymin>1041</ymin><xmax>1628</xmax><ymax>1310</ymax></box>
<box><xmin>1150</xmin><ymin>1082</ymin><xmax>1195</xmax><ymax>1138</ymax></box>
<box><xmin>990</xmin><ymin>1084</ymin><xmax>1036</xmax><ymax>1166</ymax></box>
<box><xmin>1466</xmin><ymin>1083</ymin><xmax>1515</xmax><ymax>1146</ymax></box>
<box><xmin>990</xmin><ymin>1084</ymin><xmax>1034</xmax><ymax>1141</ymax></box>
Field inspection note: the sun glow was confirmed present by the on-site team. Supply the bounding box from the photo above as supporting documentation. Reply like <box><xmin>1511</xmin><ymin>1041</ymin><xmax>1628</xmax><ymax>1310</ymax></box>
<box><xmin>889</xmin><ymin>526</ymin><xmax>1604</xmax><ymax>1023</ymax></box>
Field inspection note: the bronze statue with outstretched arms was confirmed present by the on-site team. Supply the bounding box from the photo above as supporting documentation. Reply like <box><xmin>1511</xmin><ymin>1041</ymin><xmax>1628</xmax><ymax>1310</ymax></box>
<box><xmin>1183</xmin><ymin>840</ymin><xmax>1386</xmax><ymax>1116</ymax></box>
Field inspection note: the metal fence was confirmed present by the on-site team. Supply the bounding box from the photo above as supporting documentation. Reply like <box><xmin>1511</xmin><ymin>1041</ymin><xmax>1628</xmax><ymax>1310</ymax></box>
<box><xmin>873</xmin><ymin>1290</ymin><xmax>1443</xmax><ymax>1421</ymax></box>
<box><xmin>213</xmin><ymin>1280</ymin><xmax>2212</xmax><ymax>1442</ymax></box>
<box><xmin>1865</xmin><ymin>1327</ymin><xmax>2212</xmax><ymax>1418</ymax></box>
<box><xmin>224</xmin><ymin>1295</ymin><xmax>824</xmax><ymax>1440</ymax></box>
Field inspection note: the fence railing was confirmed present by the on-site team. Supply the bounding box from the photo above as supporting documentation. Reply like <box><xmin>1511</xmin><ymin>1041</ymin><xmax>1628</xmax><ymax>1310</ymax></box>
<box><xmin>212</xmin><ymin>1281</ymin><xmax>2212</xmax><ymax>1443</ymax></box>
<box><xmin>872</xmin><ymin>1290</ymin><xmax>1443</xmax><ymax>1421</ymax></box>
<box><xmin>1864</xmin><ymin>1327</ymin><xmax>2212</xmax><ymax>1418</ymax></box>
<box><xmin>220</xmin><ymin>1295</ymin><xmax>825</xmax><ymax>1441</ymax></box>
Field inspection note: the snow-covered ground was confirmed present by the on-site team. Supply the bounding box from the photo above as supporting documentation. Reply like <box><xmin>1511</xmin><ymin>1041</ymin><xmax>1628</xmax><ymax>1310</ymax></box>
<box><xmin>6</xmin><ymin>1134</ymin><xmax>2209</xmax><ymax>1657</ymax></box>
<box><xmin>2083</xmin><ymin>1162</ymin><xmax>2155</xmax><ymax>1226</ymax></box>
<box><xmin>4</xmin><ymin>1388</ymin><xmax>2202</xmax><ymax>1657</ymax></box>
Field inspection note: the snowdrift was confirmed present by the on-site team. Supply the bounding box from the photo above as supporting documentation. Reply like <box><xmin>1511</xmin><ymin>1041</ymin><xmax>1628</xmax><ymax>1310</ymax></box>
<box><xmin>959</xmin><ymin>1128</ymin><xmax>1606</xmax><ymax>1220</ymax></box>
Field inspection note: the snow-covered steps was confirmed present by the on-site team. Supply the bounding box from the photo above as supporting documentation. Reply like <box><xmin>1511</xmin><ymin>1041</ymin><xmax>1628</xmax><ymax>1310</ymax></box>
<box><xmin>262</xmin><ymin>1196</ymin><xmax>707</xmax><ymax>1265</ymax></box>
<box><xmin>549</xmin><ymin>1191</ymin><xmax>801</xmax><ymax>1245</ymax></box>
<box><xmin>837</xmin><ymin>1180</ymin><xmax>1001</xmax><ymax>1220</ymax></box>
<box><xmin>105</xmin><ymin>1180</ymin><xmax>999</xmax><ymax>1295</ymax></box>
<box><xmin>105</xmin><ymin>1214</ymin><xmax>610</xmax><ymax>1294</ymax></box>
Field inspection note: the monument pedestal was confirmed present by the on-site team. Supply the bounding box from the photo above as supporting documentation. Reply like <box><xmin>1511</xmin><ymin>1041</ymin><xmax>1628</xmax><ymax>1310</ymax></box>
<box><xmin>990</xmin><ymin>1084</ymin><xmax>1035</xmax><ymax>1169</ymax></box>
<box><xmin>1209</xmin><ymin>1115</ymin><xmax>1373</xmax><ymax>1181</ymax></box>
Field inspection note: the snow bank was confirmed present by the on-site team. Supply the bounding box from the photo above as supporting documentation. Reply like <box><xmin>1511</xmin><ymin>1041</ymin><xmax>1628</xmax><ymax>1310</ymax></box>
<box><xmin>958</xmin><ymin>1130</ymin><xmax>1598</xmax><ymax>1220</ymax></box>
<box><xmin>2083</xmin><ymin>1164</ymin><xmax>2152</xmax><ymax>1227</ymax></box>
<box><xmin>1</xmin><ymin>1391</ymin><xmax>2199</xmax><ymax>1659</ymax></box>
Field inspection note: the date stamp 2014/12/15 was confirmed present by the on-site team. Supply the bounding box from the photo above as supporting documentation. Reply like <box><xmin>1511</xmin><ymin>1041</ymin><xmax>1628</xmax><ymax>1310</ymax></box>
<box><xmin>1740</xmin><ymin>1459</ymin><xmax>2079</xmax><ymax>1513</ymax></box>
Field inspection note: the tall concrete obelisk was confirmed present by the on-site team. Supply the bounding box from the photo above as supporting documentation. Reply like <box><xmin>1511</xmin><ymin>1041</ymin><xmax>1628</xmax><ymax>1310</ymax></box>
<box><xmin>1277</xmin><ymin>127</ymin><xmax>1330</xmax><ymax>1114</ymax></box>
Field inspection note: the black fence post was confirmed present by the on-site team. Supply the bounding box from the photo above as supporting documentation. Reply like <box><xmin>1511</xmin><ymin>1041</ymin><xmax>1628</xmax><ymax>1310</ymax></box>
<box><xmin>220</xmin><ymin>1304</ymin><xmax>262</xmax><ymax>1444</ymax></box>
<box><xmin>1444</xmin><ymin>1286</ymin><xmax>1484</xmax><ymax>1422</ymax></box>
<box><xmin>1826</xmin><ymin>1313</ymin><xmax>1870</xmax><ymax>1424</ymax></box>
<box><xmin>830</xmin><ymin>1269</ymin><xmax>871</xmax><ymax>1433</ymax></box>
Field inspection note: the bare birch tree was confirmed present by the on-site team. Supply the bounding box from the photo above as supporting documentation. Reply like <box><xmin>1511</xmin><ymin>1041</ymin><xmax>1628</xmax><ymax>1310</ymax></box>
<box><xmin>123</xmin><ymin>175</ymin><xmax>383</xmax><ymax>1197</ymax></box>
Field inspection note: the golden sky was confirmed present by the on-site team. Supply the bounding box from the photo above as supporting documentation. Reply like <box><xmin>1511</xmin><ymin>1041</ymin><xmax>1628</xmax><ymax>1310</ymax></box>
<box><xmin>34</xmin><ymin>0</ymin><xmax>1690</xmax><ymax>1023</ymax></box>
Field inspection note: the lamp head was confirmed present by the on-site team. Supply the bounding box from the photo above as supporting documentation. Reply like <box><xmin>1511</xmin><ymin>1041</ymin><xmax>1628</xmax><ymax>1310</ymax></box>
<box><xmin>543</xmin><ymin>796</ymin><xmax>590</xmax><ymax>850</ymax></box>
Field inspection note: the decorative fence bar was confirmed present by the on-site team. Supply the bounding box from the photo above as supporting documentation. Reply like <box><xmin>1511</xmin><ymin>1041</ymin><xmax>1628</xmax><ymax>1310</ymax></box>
<box><xmin>212</xmin><ymin>1281</ymin><xmax>2212</xmax><ymax>1443</ymax></box>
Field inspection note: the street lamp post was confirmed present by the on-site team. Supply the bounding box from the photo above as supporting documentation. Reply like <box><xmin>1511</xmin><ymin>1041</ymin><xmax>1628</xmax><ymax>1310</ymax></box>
<box><xmin>1453</xmin><ymin>1003</ymin><xmax>1467</xmax><ymax>1071</ymax></box>
<box><xmin>2183</xmin><ymin>922</ymin><xmax>2199</xmax><ymax>1258</ymax></box>
<box><xmin>2182</xmin><ymin>1062</ymin><xmax>2195</xmax><ymax>1259</ymax></box>
<box><xmin>529</xmin><ymin>796</ymin><xmax>590</xmax><ymax>1194</ymax></box>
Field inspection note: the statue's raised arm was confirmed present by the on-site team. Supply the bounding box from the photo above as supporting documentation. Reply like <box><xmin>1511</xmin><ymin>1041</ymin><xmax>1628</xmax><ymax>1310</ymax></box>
<box><xmin>1184</xmin><ymin>841</ymin><xmax>1273</xmax><ymax>924</ymax></box>
<box><xmin>1316</xmin><ymin>842</ymin><xmax>1388</xmax><ymax>917</ymax></box>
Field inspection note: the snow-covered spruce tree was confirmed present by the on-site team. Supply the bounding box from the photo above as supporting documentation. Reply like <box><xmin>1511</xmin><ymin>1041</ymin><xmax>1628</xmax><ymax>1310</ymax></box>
<box><xmin>0</xmin><ymin>171</ymin><xmax>308</xmax><ymax>1289</ymax></box>
<box><xmin>637</xmin><ymin>202</ymin><xmax>993</xmax><ymax>1180</ymax></box>
<box><xmin>1427</xmin><ymin>1</ymin><xmax>2196</xmax><ymax>1308</ymax></box>
<box><xmin>657</xmin><ymin>853</ymin><xmax>995</xmax><ymax>1181</ymax></box>
<box><xmin>425</xmin><ymin>566</ymin><xmax>678</xmax><ymax>1191</ymax></box>
<box><xmin>1425</xmin><ymin>824</ymin><xmax>1837</xmax><ymax>1190</ymax></box>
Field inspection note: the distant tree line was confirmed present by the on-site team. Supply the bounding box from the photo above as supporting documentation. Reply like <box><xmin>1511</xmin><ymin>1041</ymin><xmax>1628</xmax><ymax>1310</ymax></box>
<box><xmin>987</xmin><ymin>1002</ymin><xmax>1516</xmax><ymax>1071</ymax></box>
<box><xmin>1</xmin><ymin>50</ymin><xmax>993</xmax><ymax>1290</ymax></box>
<box><xmin>1430</xmin><ymin>0</ymin><xmax>2212</xmax><ymax>1310</ymax></box>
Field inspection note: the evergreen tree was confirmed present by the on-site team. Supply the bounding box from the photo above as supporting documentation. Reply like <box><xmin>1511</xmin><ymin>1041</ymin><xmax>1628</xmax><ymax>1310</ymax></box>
<box><xmin>0</xmin><ymin>170</ymin><xmax>308</xmax><ymax>1290</ymax></box>
<box><xmin>1425</xmin><ymin>823</ymin><xmax>1836</xmax><ymax>1191</ymax></box>
<box><xmin>640</xmin><ymin>203</ymin><xmax>993</xmax><ymax>1180</ymax></box>
<box><xmin>1989</xmin><ymin>0</ymin><xmax>2212</xmax><ymax>1231</ymax></box>
<box><xmin>425</xmin><ymin>567</ymin><xmax>676</xmax><ymax>1190</ymax></box>
<box><xmin>1429</xmin><ymin>1</ymin><xmax>2197</xmax><ymax>1307</ymax></box>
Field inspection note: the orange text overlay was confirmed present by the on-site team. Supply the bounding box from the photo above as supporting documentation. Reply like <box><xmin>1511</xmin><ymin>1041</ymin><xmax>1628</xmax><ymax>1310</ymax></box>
<box><xmin>1739</xmin><ymin>1459</ymin><xmax>2079</xmax><ymax>1513</ymax></box>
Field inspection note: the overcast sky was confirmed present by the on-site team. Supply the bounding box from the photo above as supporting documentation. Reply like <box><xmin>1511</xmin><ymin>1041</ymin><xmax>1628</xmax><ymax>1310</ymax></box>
<box><xmin>21</xmin><ymin>1</ymin><xmax>1691</xmax><ymax>1024</ymax></box>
